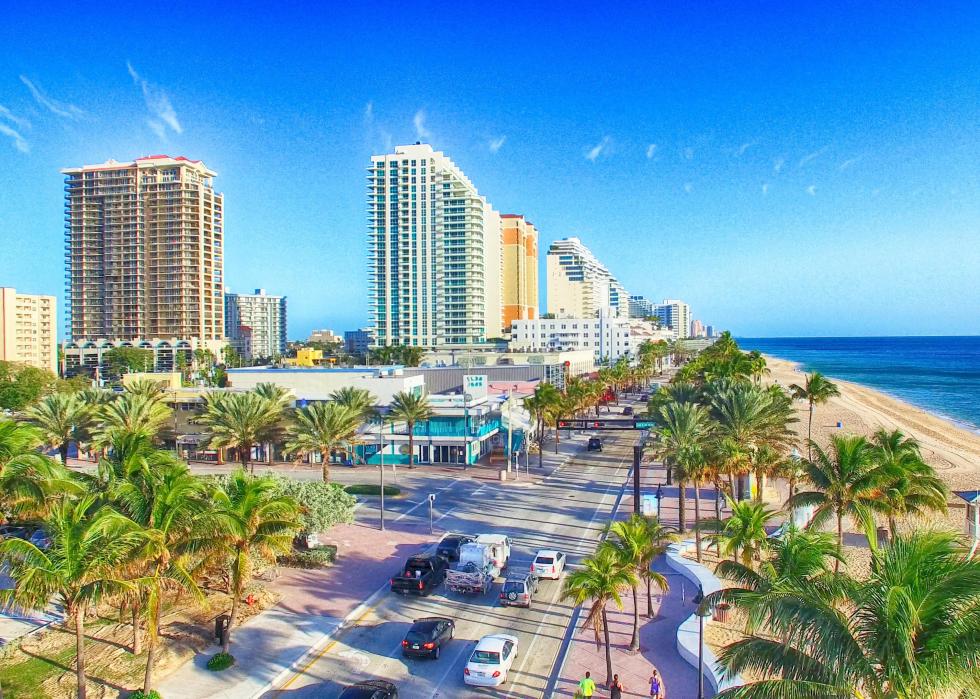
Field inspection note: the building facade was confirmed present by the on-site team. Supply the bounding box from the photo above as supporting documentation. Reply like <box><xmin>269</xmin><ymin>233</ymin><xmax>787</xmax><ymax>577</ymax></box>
<box><xmin>344</xmin><ymin>328</ymin><xmax>374</xmax><ymax>355</ymax></box>
<box><xmin>224</xmin><ymin>288</ymin><xmax>287</xmax><ymax>360</ymax></box>
<box><xmin>628</xmin><ymin>295</ymin><xmax>654</xmax><ymax>319</ymax></box>
<box><xmin>500</xmin><ymin>214</ymin><xmax>538</xmax><ymax>333</ymax></box>
<box><xmin>62</xmin><ymin>337</ymin><xmax>224</xmax><ymax>379</ymax></box>
<box><xmin>0</xmin><ymin>288</ymin><xmax>57</xmax><ymax>372</ymax></box>
<box><xmin>368</xmin><ymin>144</ymin><xmax>502</xmax><ymax>349</ymax></box>
<box><xmin>308</xmin><ymin>329</ymin><xmax>343</xmax><ymax>345</ymax></box>
<box><xmin>510</xmin><ymin>313</ymin><xmax>642</xmax><ymax>363</ymax></box>
<box><xmin>654</xmin><ymin>299</ymin><xmax>692</xmax><ymax>339</ymax></box>
<box><xmin>226</xmin><ymin>365</ymin><xmax>423</xmax><ymax>405</ymax></box>
<box><xmin>63</xmin><ymin>155</ymin><xmax>224</xmax><ymax>342</ymax></box>
<box><xmin>546</xmin><ymin>237</ymin><xmax>629</xmax><ymax>318</ymax></box>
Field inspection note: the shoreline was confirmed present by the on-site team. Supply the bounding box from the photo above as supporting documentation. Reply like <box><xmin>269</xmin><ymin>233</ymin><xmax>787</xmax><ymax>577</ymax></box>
<box><xmin>762</xmin><ymin>354</ymin><xmax>980</xmax><ymax>493</ymax></box>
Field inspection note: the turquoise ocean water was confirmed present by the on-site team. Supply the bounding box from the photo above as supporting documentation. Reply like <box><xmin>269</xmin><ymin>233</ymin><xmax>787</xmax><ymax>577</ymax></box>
<box><xmin>738</xmin><ymin>337</ymin><xmax>980</xmax><ymax>434</ymax></box>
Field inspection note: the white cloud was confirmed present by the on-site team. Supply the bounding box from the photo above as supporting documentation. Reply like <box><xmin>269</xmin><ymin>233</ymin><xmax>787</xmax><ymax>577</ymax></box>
<box><xmin>127</xmin><ymin>62</ymin><xmax>182</xmax><ymax>135</ymax></box>
<box><xmin>646</xmin><ymin>143</ymin><xmax>657</xmax><ymax>159</ymax></box>
<box><xmin>0</xmin><ymin>122</ymin><xmax>29</xmax><ymax>153</ymax></box>
<box><xmin>773</xmin><ymin>156</ymin><xmax>785</xmax><ymax>174</ymax></box>
<box><xmin>839</xmin><ymin>155</ymin><xmax>863</xmax><ymax>171</ymax></box>
<box><xmin>585</xmin><ymin>136</ymin><xmax>610</xmax><ymax>162</ymax></box>
<box><xmin>737</xmin><ymin>141</ymin><xmax>757</xmax><ymax>156</ymax></box>
<box><xmin>19</xmin><ymin>76</ymin><xmax>84</xmax><ymax>120</ymax></box>
<box><xmin>364</xmin><ymin>101</ymin><xmax>374</xmax><ymax>121</ymax></box>
<box><xmin>683</xmin><ymin>182</ymin><xmax>694</xmax><ymax>194</ymax></box>
<box><xmin>0</xmin><ymin>105</ymin><xmax>30</xmax><ymax>130</ymax></box>
<box><xmin>148</xmin><ymin>120</ymin><xmax>167</xmax><ymax>139</ymax></box>
<box><xmin>762</xmin><ymin>183</ymin><xmax>769</xmax><ymax>195</ymax></box>
<box><xmin>798</xmin><ymin>147</ymin><xmax>828</xmax><ymax>168</ymax></box>
<box><xmin>413</xmin><ymin>110</ymin><xmax>430</xmax><ymax>139</ymax></box>
<box><xmin>806</xmin><ymin>184</ymin><xmax>817</xmax><ymax>196</ymax></box>
<box><xmin>683</xmin><ymin>146</ymin><xmax>694</xmax><ymax>160</ymax></box>
<box><xmin>488</xmin><ymin>136</ymin><xmax>506</xmax><ymax>153</ymax></box>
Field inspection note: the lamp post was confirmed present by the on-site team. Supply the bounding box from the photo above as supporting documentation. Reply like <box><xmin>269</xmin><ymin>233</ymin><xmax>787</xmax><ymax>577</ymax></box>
<box><xmin>695</xmin><ymin>582</ymin><xmax>712</xmax><ymax>699</ymax></box>
<box><xmin>378</xmin><ymin>421</ymin><xmax>386</xmax><ymax>531</ymax></box>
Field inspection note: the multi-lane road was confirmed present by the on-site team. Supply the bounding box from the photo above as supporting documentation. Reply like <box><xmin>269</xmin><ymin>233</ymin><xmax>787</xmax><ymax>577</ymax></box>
<box><xmin>268</xmin><ymin>424</ymin><xmax>640</xmax><ymax>698</ymax></box>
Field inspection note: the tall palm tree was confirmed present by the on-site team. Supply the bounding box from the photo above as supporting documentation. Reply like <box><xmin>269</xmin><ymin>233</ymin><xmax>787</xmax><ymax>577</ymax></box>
<box><xmin>715</xmin><ymin>531</ymin><xmax>980</xmax><ymax>699</ymax></box>
<box><xmin>600</xmin><ymin>514</ymin><xmax>669</xmax><ymax>651</ymax></box>
<box><xmin>396</xmin><ymin>345</ymin><xmax>425</xmax><ymax>367</ymax></box>
<box><xmin>787</xmin><ymin>434</ymin><xmax>882</xmax><ymax>570</ymax></box>
<box><xmin>21</xmin><ymin>392</ymin><xmax>93</xmax><ymax>466</ymax></box>
<box><xmin>704</xmin><ymin>498</ymin><xmax>779</xmax><ymax>569</ymax></box>
<box><xmin>0</xmin><ymin>495</ymin><xmax>145</xmax><ymax>699</ymax></box>
<box><xmin>651</xmin><ymin>401</ymin><xmax>711</xmax><ymax>547</ymax></box>
<box><xmin>523</xmin><ymin>390</ymin><xmax>552</xmax><ymax>469</ymax></box>
<box><xmin>211</xmin><ymin>470</ymin><xmax>300</xmax><ymax>656</ymax></box>
<box><xmin>93</xmin><ymin>392</ymin><xmax>172</xmax><ymax>448</ymax></box>
<box><xmin>285</xmin><ymin>402</ymin><xmax>363</xmax><ymax>481</ymax></box>
<box><xmin>869</xmin><ymin>429</ymin><xmax>948</xmax><ymax>538</ymax></box>
<box><xmin>638</xmin><ymin>516</ymin><xmax>677</xmax><ymax>617</ymax></box>
<box><xmin>124</xmin><ymin>378</ymin><xmax>167</xmax><ymax>400</ymax></box>
<box><xmin>0</xmin><ymin>419</ymin><xmax>78</xmax><ymax>516</ymax></box>
<box><xmin>387</xmin><ymin>391</ymin><xmax>433</xmax><ymax>468</ymax></box>
<box><xmin>251</xmin><ymin>383</ymin><xmax>291</xmax><ymax>462</ymax></box>
<box><xmin>561</xmin><ymin>548</ymin><xmax>637</xmax><ymax>687</ymax></box>
<box><xmin>789</xmin><ymin>371</ymin><xmax>840</xmax><ymax>461</ymax></box>
<box><xmin>197</xmin><ymin>392</ymin><xmax>282</xmax><ymax>473</ymax></box>
<box><xmin>329</xmin><ymin>386</ymin><xmax>377</xmax><ymax>421</ymax></box>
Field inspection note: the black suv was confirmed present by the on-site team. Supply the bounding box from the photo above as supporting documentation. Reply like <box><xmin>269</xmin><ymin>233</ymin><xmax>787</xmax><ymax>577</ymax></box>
<box><xmin>587</xmin><ymin>437</ymin><xmax>603</xmax><ymax>452</ymax></box>
<box><xmin>339</xmin><ymin>679</ymin><xmax>398</xmax><ymax>698</ymax></box>
<box><xmin>436</xmin><ymin>533</ymin><xmax>475</xmax><ymax>562</ymax></box>
<box><xmin>401</xmin><ymin>616</ymin><xmax>455</xmax><ymax>659</ymax></box>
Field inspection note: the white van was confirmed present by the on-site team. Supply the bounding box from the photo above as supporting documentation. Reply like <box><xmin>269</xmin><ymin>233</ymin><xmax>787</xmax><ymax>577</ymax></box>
<box><xmin>475</xmin><ymin>534</ymin><xmax>512</xmax><ymax>570</ymax></box>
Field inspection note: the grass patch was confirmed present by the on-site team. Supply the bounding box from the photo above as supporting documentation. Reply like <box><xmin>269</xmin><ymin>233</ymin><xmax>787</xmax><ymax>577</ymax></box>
<box><xmin>129</xmin><ymin>691</ymin><xmax>163</xmax><ymax>699</ymax></box>
<box><xmin>343</xmin><ymin>484</ymin><xmax>401</xmax><ymax>497</ymax></box>
<box><xmin>207</xmin><ymin>651</ymin><xmax>235</xmax><ymax>671</ymax></box>
<box><xmin>278</xmin><ymin>545</ymin><xmax>338</xmax><ymax>569</ymax></box>
<box><xmin>0</xmin><ymin>644</ymin><xmax>77</xmax><ymax>698</ymax></box>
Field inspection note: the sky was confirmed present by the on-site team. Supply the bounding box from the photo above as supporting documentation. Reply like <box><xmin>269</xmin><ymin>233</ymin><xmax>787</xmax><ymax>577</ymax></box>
<box><xmin>0</xmin><ymin>2</ymin><xmax>978</xmax><ymax>339</ymax></box>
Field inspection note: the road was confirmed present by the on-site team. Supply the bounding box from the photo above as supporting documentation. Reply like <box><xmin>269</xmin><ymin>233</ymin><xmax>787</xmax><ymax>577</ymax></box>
<box><xmin>267</xmin><ymin>424</ymin><xmax>639</xmax><ymax>699</ymax></box>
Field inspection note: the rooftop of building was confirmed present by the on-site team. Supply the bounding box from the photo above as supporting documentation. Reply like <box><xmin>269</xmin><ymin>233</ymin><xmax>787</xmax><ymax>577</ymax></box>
<box><xmin>62</xmin><ymin>155</ymin><xmax>216</xmax><ymax>177</ymax></box>
<box><xmin>227</xmin><ymin>365</ymin><xmax>407</xmax><ymax>375</ymax></box>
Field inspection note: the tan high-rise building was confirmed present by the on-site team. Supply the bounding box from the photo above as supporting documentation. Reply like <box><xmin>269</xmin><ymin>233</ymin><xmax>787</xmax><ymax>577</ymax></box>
<box><xmin>0</xmin><ymin>288</ymin><xmax>57</xmax><ymax>372</ymax></box>
<box><xmin>63</xmin><ymin>155</ymin><xmax>224</xmax><ymax>342</ymax></box>
<box><xmin>501</xmin><ymin>215</ymin><xmax>538</xmax><ymax>333</ymax></box>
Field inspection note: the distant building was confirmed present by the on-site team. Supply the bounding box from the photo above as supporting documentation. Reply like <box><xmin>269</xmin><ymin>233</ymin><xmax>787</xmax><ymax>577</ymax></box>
<box><xmin>509</xmin><ymin>312</ymin><xmax>668</xmax><ymax>363</ymax></box>
<box><xmin>309</xmin><ymin>329</ymin><xmax>343</xmax><ymax>345</ymax></box>
<box><xmin>63</xmin><ymin>337</ymin><xmax>223</xmax><ymax>379</ymax></box>
<box><xmin>628</xmin><ymin>295</ymin><xmax>654</xmax><ymax>319</ymax></box>
<box><xmin>691</xmin><ymin>319</ymin><xmax>705</xmax><ymax>338</ymax></box>
<box><xmin>0</xmin><ymin>288</ymin><xmax>57</xmax><ymax>373</ymax></box>
<box><xmin>653</xmin><ymin>299</ymin><xmax>692</xmax><ymax>339</ymax></box>
<box><xmin>501</xmin><ymin>215</ymin><xmax>539</xmax><ymax>333</ymax></box>
<box><xmin>288</xmin><ymin>348</ymin><xmax>324</xmax><ymax>367</ymax></box>
<box><xmin>225</xmin><ymin>289</ymin><xmax>287</xmax><ymax>360</ymax></box>
<box><xmin>344</xmin><ymin>328</ymin><xmax>374</xmax><ymax>355</ymax></box>
<box><xmin>706</xmin><ymin>325</ymin><xmax>715</xmax><ymax>338</ymax></box>
<box><xmin>546</xmin><ymin>237</ymin><xmax>629</xmax><ymax>318</ymax></box>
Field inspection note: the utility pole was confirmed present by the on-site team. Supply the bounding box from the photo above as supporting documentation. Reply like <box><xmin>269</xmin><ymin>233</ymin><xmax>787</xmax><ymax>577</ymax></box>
<box><xmin>379</xmin><ymin>428</ymin><xmax>386</xmax><ymax>531</ymax></box>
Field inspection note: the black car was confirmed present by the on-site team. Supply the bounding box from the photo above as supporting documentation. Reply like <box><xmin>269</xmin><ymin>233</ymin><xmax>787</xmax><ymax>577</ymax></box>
<box><xmin>436</xmin><ymin>533</ymin><xmax>475</xmax><ymax>562</ymax></box>
<box><xmin>339</xmin><ymin>679</ymin><xmax>398</xmax><ymax>699</ymax></box>
<box><xmin>622</xmin><ymin>406</ymin><xmax>634</xmax><ymax>416</ymax></box>
<box><xmin>587</xmin><ymin>437</ymin><xmax>603</xmax><ymax>451</ymax></box>
<box><xmin>401</xmin><ymin>616</ymin><xmax>455</xmax><ymax>659</ymax></box>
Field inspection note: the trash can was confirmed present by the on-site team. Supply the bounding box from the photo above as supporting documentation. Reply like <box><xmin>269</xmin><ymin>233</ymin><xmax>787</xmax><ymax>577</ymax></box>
<box><xmin>215</xmin><ymin>614</ymin><xmax>230</xmax><ymax>645</ymax></box>
<box><xmin>498</xmin><ymin>470</ymin><xmax>507</xmax><ymax>482</ymax></box>
<box><xmin>713</xmin><ymin>602</ymin><xmax>731</xmax><ymax>623</ymax></box>
<box><xmin>876</xmin><ymin>526</ymin><xmax>889</xmax><ymax>547</ymax></box>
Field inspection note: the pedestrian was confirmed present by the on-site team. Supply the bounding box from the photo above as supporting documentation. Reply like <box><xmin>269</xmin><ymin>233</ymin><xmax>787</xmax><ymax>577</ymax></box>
<box><xmin>649</xmin><ymin>668</ymin><xmax>664</xmax><ymax>698</ymax></box>
<box><xmin>578</xmin><ymin>670</ymin><xmax>596</xmax><ymax>698</ymax></box>
<box><xmin>610</xmin><ymin>673</ymin><xmax>625</xmax><ymax>699</ymax></box>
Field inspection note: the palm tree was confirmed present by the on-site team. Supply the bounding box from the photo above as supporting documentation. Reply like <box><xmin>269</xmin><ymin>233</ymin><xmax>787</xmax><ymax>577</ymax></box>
<box><xmin>124</xmin><ymin>378</ymin><xmax>166</xmax><ymax>400</ymax></box>
<box><xmin>869</xmin><ymin>429</ymin><xmax>948</xmax><ymax>538</ymax></box>
<box><xmin>523</xmin><ymin>385</ymin><xmax>557</xmax><ymax>469</ymax></box>
<box><xmin>285</xmin><ymin>402</ymin><xmax>363</xmax><ymax>481</ymax></box>
<box><xmin>251</xmin><ymin>383</ymin><xmax>291</xmax><ymax>462</ymax></box>
<box><xmin>197</xmin><ymin>392</ymin><xmax>282</xmax><ymax>473</ymax></box>
<box><xmin>787</xmin><ymin>434</ymin><xmax>882</xmax><ymax>570</ymax></box>
<box><xmin>789</xmin><ymin>371</ymin><xmax>840</xmax><ymax>461</ymax></box>
<box><xmin>21</xmin><ymin>392</ymin><xmax>93</xmax><ymax>466</ymax></box>
<box><xmin>638</xmin><ymin>516</ymin><xmax>677</xmax><ymax>618</ymax></box>
<box><xmin>561</xmin><ymin>548</ymin><xmax>637</xmax><ymax>687</ymax></box>
<box><xmin>329</xmin><ymin>386</ymin><xmax>377</xmax><ymax>421</ymax></box>
<box><xmin>0</xmin><ymin>495</ymin><xmax>145</xmax><ymax>699</ymax></box>
<box><xmin>396</xmin><ymin>345</ymin><xmax>425</xmax><ymax>367</ymax></box>
<box><xmin>715</xmin><ymin>530</ymin><xmax>980</xmax><ymax>699</ymax></box>
<box><xmin>704</xmin><ymin>498</ymin><xmax>778</xmax><ymax>569</ymax></box>
<box><xmin>651</xmin><ymin>401</ymin><xmax>711</xmax><ymax>545</ymax></box>
<box><xmin>92</xmin><ymin>392</ymin><xmax>172</xmax><ymax>448</ymax></box>
<box><xmin>0</xmin><ymin>419</ymin><xmax>78</xmax><ymax>516</ymax></box>
<box><xmin>601</xmin><ymin>514</ymin><xmax>669</xmax><ymax>651</ymax></box>
<box><xmin>211</xmin><ymin>470</ymin><xmax>300</xmax><ymax>656</ymax></box>
<box><xmin>387</xmin><ymin>391</ymin><xmax>433</xmax><ymax>468</ymax></box>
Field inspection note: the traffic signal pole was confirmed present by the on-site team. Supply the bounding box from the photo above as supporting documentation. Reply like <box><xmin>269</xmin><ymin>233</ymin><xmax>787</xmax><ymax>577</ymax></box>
<box><xmin>633</xmin><ymin>444</ymin><xmax>642</xmax><ymax>515</ymax></box>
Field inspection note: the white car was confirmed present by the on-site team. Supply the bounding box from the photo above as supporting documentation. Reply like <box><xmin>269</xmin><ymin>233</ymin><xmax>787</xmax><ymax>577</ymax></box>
<box><xmin>531</xmin><ymin>550</ymin><xmax>566</xmax><ymax>579</ymax></box>
<box><xmin>463</xmin><ymin>634</ymin><xmax>519</xmax><ymax>687</ymax></box>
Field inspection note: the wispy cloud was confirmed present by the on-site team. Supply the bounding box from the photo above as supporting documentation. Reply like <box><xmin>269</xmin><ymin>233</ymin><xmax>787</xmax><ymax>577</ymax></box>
<box><xmin>683</xmin><ymin>182</ymin><xmax>694</xmax><ymax>194</ymax></box>
<box><xmin>20</xmin><ymin>76</ymin><xmax>84</xmax><ymax>120</ymax></box>
<box><xmin>585</xmin><ymin>136</ymin><xmax>610</xmax><ymax>162</ymax></box>
<box><xmin>839</xmin><ymin>155</ymin><xmax>863</xmax><ymax>171</ymax></box>
<box><xmin>806</xmin><ymin>184</ymin><xmax>817</xmax><ymax>196</ymax></box>
<box><xmin>682</xmin><ymin>147</ymin><xmax>694</xmax><ymax>161</ymax></box>
<box><xmin>773</xmin><ymin>157</ymin><xmax>785</xmax><ymax>174</ymax></box>
<box><xmin>0</xmin><ymin>105</ymin><xmax>30</xmax><ymax>130</ymax></box>
<box><xmin>761</xmin><ymin>183</ymin><xmax>769</xmax><ymax>196</ymax></box>
<box><xmin>364</xmin><ymin>101</ymin><xmax>374</xmax><ymax>121</ymax></box>
<box><xmin>0</xmin><ymin>122</ymin><xmax>29</xmax><ymax>153</ymax></box>
<box><xmin>798</xmin><ymin>146</ymin><xmax>828</xmax><ymax>168</ymax></box>
<box><xmin>489</xmin><ymin>136</ymin><xmax>506</xmax><ymax>153</ymax></box>
<box><xmin>737</xmin><ymin>141</ymin><xmax>757</xmax><ymax>156</ymax></box>
<box><xmin>413</xmin><ymin>110</ymin><xmax>430</xmax><ymax>139</ymax></box>
<box><xmin>127</xmin><ymin>62</ymin><xmax>181</xmax><ymax>136</ymax></box>
<box><xmin>646</xmin><ymin>143</ymin><xmax>657</xmax><ymax>159</ymax></box>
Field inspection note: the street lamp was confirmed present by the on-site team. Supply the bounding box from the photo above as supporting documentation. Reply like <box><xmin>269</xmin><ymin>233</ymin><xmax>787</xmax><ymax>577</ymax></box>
<box><xmin>694</xmin><ymin>583</ymin><xmax>713</xmax><ymax>699</ymax></box>
<box><xmin>377</xmin><ymin>421</ymin><xmax>386</xmax><ymax>531</ymax></box>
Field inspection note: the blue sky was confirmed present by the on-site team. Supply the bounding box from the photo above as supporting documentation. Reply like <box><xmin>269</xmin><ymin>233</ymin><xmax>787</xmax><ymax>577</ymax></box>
<box><xmin>1</xmin><ymin>2</ymin><xmax>978</xmax><ymax>338</ymax></box>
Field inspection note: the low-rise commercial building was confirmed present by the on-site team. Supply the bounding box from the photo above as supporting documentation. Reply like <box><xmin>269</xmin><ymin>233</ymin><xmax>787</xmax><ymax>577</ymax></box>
<box><xmin>226</xmin><ymin>365</ymin><xmax>423</xmax><ymax>405</ymax></box>
<box><xmin>309</xmin><ymin>329</ymin><xmax>343</xmax><ymax>345</ymax></box>
<box><xmin>420</xmin><ymin>348</ymin><xmax>594</xmax><ymax>388</ymax></box>
<box><xmin>0</xmin><ymin>288</ymin><xmax>57</xmax><ymax>372</ymax></box>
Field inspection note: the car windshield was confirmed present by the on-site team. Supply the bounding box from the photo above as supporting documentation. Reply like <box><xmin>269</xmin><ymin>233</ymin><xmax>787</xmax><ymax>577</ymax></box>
<box><xmin>535</xmin><ymin>557</ymin><xmax>554</xmax><ymax>565</ymax></box>
<box><xmin>471</xmin><ymin>650</ymin><xmax>500</xmax><ymax>664</ymax></box>
<box><xmin>502</xmin><ymin>581</ymin><xmax>525</xmax><ymax>593</ymax></box>
<box><xmin>440</xmin><ymin>537</ymin><xmax>462</xmax><ymax>548</ymax></box>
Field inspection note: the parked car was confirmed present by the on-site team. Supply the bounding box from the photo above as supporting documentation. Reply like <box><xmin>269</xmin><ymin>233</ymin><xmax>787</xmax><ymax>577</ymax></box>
<box><xmin>390</xmin><ymin>554</ymin><xmax>448</xmax><ymax>596</ymax></box>
<box><xmin>339</xmin><ymin>679</ymin><xmax>398</xmax><ymax>698</ymax></box>
<box><xmin>446</xmin><ymin>542</ymin><xmax>497</xmax><ymax>594</ymax></box>
<box><xmin>436</xmin><ymin>533</ymin><xmax>475</xmax><ymax>562</ymax></box>
<box><xmin>587</xmin><ymin>437</ymin><xmax>603</xmax><ymax>452</ymax></box>
<box><xmin>28</xmin><ymin>529</ymin><xmax>50</xmax><ymax>550</ymax></box>
<box><xmin>0</xmin><ymin>526</ymin><xmax>27</xmax><ymax>540</ymax></box>
<box><xmin>464</xmin><ymin>634</ymin><xmax>519</xmax><ymax>687</ymax></box>
<box><xmin>499</xmin><ymin>572</ymin><xmax>539</xmax><ymax>608</ymax></box>
<box><xmin>531</xmin><ymin>550</ymin><xmax>566</xmax><ymax>580</ymax></box>
<box><xmin>622</xmin><ymin>406</ymin><xmax>634</xmax><ymax>416</ymax></box>
<box><xmin>474</xmin><ymin>533</ymin><xmax>511</xmax><ymax>570</ymax></box>
<box><xmin>401</xmin><ymin>616</ymin><xmax>455</xmax><ymax>659</ymax></box>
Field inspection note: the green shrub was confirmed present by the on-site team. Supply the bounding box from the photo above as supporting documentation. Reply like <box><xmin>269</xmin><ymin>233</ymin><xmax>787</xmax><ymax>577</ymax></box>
<box><xmin>277</xmin><ymin>545</ymin><xmax>338</xmax><ymax>569</ymax></box>
<box><xmin>129</xmin><ymin>691</ymin><xmax>163</xmax><ymax>699</ymax></box>
<box><xmin>207</xmin><ymin>652</ymin><xmax>235</xmax><ymax>671</ymax></box>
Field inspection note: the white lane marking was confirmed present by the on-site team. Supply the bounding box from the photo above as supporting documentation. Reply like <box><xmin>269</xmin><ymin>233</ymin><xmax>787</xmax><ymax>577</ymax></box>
<box><xmin>394</xmin><ymin>480</ymin><xmax>465</xmax><ymax>522</ymax></box>
<box><xmin>428</xmin><ymin>634</ymin><xmax>475</xmax><ymax>698</ymax></box>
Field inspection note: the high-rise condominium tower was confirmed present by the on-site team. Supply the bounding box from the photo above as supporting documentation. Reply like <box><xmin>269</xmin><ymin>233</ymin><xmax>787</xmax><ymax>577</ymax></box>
<box><xmin>546</xmin><ymin>237</ymin><xmax>629</xmax><ymax>318</ymax></box>
<box><xmin>0</xmin><ymin>288</ymin><xmax>57</xmax><ymax>372</ymax></box>
<box><xmin>501</xmin><ymin>214</ymin><xmax>539</xmax><ymax>331</ymax></box>
<box><xmin>63</xmin><ymin>155</ymin><xmax>224</xmax><ymax>342</ymax></box>
<box><xmin>225</xmin><ymin>289</ymin><xmax>287</xmax><ymax>360</ymax></box>
<box><xmin>368</xmin><ymin>144</ymin><xmax>501</xmax><ymax>347</ymax></box>
<box><xmin>654</xmin><ymin>299</ymin><xmax>692</xmax><ymax>339</ymax></box>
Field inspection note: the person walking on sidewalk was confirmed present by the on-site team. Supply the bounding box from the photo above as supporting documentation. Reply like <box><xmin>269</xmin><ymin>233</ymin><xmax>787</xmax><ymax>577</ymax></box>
<box><xmin>609</xmin><ymin>673</ymin><xmax>625</xmax><ymax>699</ymax></box>
<box><xmin>649</xmin><ymin>669</ymin><xmax>665</xmax><ymax>698</ymax></box>
<box><xmin>578</xmin><ymin>671</ymin><xmax>596</xmax><ymax>697</ymax></box>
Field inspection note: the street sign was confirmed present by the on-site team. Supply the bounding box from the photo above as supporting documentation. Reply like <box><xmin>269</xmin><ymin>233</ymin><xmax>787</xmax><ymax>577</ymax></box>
<box><xmin>428</xmin><ymin>493</ymin><xmax>436</xmax><ymax>502</ymax></box>
<box><xmin>634</xmin><ymin>420</ymin><xmax>655</xmax><ymax>429</ymax></box>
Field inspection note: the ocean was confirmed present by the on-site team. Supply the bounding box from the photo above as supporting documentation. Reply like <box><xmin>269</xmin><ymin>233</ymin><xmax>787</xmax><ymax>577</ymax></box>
<box><xmin>738</xmin><ymin>337</ymin><xmax>980</xmax><ymax>434</ymax></box>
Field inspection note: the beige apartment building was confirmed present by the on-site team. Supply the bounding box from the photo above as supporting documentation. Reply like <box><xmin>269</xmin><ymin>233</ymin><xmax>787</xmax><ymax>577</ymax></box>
<box><xmin>546</xmin><ymin>237</ymin><xmax>629</xmax><ymax>319</ymax></box>
<box><xmin>501</xmin><ymin>214</ymin><xmax>538</xmax><ymax>333</ymax></box>
<box><xmin>63</xmin><ymin>155</ymin><xmax>225</xmax><ymax>342</ymax></box>
<box><xmin>0</xmin><ymin>288</ymin><xmax>57</xmax><ymax>372</ymax></box>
